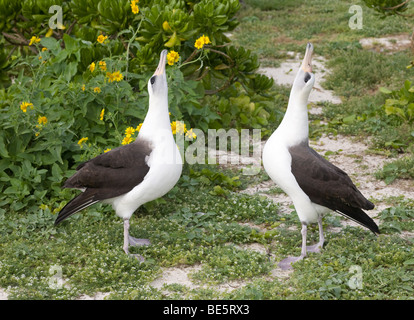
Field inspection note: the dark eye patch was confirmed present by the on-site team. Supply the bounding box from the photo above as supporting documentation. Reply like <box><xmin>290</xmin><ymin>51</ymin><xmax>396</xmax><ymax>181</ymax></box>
<box><xmin>150</xmin><ymin>76</ymin><xmax>156</xmax><ymax>85</ymax></box>
<box><xmin>304</xmin><ymin>72</ymin><xmax>311</xmax><ymax>83</ymax></box>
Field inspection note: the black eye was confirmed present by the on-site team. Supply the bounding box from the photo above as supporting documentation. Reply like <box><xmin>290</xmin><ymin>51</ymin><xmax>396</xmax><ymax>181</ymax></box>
<box><xmin>304</xmin><ymin>72</ymin><xmax>311</xmax><ymax>83</ymax></box>
<box><xmin>150</xmin><ymin>76</ymin><xmax>156</xmax><ymax>85</ymax></box>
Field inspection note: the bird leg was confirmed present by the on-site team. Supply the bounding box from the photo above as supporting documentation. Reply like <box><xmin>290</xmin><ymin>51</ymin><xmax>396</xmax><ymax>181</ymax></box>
<box><xmin>306</xmin><ymin>215</ymin><xmax>325</xmax><ymax>253</ymax></box>
<box><xmin>123</xmin><ymin>218</ymin><xmax>151</xmax><ymax>262</ymax></box>
<box><xmin>279</xmin><ymin>217</ymin><xmax>326</xmax><ymax>270</ymax></box>
<box><xmin>279</xmin><ymin>223</ymin><xmax>308</xmax><ymax>270</ymax></box>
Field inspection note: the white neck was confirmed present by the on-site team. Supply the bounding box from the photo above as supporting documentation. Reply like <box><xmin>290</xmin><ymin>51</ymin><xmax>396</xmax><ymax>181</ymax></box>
<box><xmin>138</xmin><ymin>95</ymin><xmax>172</xmax><ymax>141</ymax></box>
<box><xmin>276</xmin><ymin>88</ymin><xmax>309</xmax><ymax>146</ymax></box>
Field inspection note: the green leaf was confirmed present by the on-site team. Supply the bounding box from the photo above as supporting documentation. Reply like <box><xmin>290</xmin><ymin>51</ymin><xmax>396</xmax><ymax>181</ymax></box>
<box><xmin>63</xmin><ymin>34</ymin><xmax>79</xmax><ymax>53</ymax></box>
<box><xmin>40</xmin><ymin>37</ymin><xmax>59</xmax><ymax>51</ymax></box>
<box><xmin>379</xmin><ymin>87</ymin><xmax>392</xmax><ymax>94</ymax></box>
<box><xmin>0</xmin><ymin>134</ymin><xmax>9</xmax><ymax>158</ymax></box>
<box><xmin>343</xmin><ymin>114</ymin><xmax>356</xmax><ymax>124</ymax></box>
<box><xmin>404</xmin><ymin>259</ymin><xmax>414</xmax><ymax>266</ymax></box>
<box><xmin>65</xmin><ymin>61</ymin><xmax>78</xmax><ymax>82</ymax></box>
<box><xmin>50</xmin><ymin>145</ymin><xmax>63</xmax><ymax>164</ymax></box>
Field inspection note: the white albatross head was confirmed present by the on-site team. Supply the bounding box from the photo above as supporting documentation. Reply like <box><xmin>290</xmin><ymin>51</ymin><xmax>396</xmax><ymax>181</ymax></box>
<box><xmin>291</xmin><ymin>43</ymin><xmax>315</xmax><ymax>100</ymax></box>
<box><xmin>148</xmin><ymin>49</ymin><xmax>168</xmax><ymax>99</ymax></box>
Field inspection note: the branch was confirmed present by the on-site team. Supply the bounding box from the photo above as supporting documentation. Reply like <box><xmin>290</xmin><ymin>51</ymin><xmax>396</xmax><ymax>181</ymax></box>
<box><xmin>2</xmin><ymin>31</ymin><xmax>38</xmax><ymax>54</ymax></box>
<box><xmin>205</xmin><ymin>73</ymin><xmax>236</xmax><ymax>95</ymax></box>
<box><xmin>382</xmin><ymin>0</ymin><xmax>414</xmax><ymax>16</ymax></box>
<box><xmin>383</xmin><ymin>0</ymin><xmax>410</xmax><ymax>10</ymax></box>
<box><xmin>67</xmin><ymin>20</ymin><xmax>77</xmax><ymax>35</ymax></box>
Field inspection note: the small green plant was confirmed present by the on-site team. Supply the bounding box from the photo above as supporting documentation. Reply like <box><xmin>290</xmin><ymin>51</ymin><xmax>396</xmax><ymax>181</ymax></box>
<box><xmin>0</xmin><ymin>0</ymin><xmax>281</xmax><ymax>219</ymax></box>
<box><xmin>363</xmin><ymin>0</ymin><xmax>411</xmax><ymax>16</ymax></box>
<box><xmin>375</xmin><ymin>156</ymin><xmax>414</xmax><ymax>184</ymax></box>
<box><xmin>380</xmin><ymin>80</ymin><xmax>414</xmax><ymax>124</ymax></box>
<box><xmin>377</xmin><ymin>205</ymin><xmax>414</xmax><ymax>233</ymax></box>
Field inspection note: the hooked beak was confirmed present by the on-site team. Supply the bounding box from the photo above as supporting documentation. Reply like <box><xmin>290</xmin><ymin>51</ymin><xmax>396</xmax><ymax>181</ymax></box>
<box><xmin>153</xmin><ymin>49</ymin><xmax>168</xmax><ymax>76</ymax></box>
<box><xmin>301</xmin><ymin>43</ymin><xmax>313</xmax><ymax>73</ymax></box>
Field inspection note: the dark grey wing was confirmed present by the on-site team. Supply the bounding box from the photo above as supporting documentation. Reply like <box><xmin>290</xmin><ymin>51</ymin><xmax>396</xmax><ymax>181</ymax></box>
<box><xmin>289</xmin><ymin>143</ymin><xmax>379</xmax><ymax>234</ymax></box>
<box><xmin>55</xmin><ymin>139</ymin><xmax>152</xmax><ymax>225</ymax></box>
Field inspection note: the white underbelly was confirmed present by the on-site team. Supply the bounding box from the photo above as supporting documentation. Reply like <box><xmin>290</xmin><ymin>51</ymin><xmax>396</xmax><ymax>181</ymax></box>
<box><xmin>263</xmin><ymin>138</ymin><xmax>322</xmax><ymax>224</ymax></box>
<box><xmin>108</xmin><ymin>143</ymin><xmax>183</xmax><ymax>219</ymax></box>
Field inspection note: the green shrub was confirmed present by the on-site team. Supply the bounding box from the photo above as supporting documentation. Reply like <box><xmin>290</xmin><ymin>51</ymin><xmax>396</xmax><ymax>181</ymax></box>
<box><xmin>380</xmin><ymin>80</ymin><xmax>414</xmax><ymax>124</ymax></box>
<box><xmin>0</xmin><ymin>0</ymin><xmax>281</xmax><ymax>216</ymax></box>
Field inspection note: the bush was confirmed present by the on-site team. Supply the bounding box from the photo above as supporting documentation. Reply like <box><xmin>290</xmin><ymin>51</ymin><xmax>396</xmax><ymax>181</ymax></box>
<box><xmin>0</xmin><ymin>0</ymin><xmax>280</xmax><ymax>215</ymax></box>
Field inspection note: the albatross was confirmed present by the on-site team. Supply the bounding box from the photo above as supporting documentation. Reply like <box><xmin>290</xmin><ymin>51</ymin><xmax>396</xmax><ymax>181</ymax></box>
<box><xmin>262</xmin><ymin>43</ymin><xmax>379</xmax><ymax>270</ymax></box>
<box><xmin>55</xmin><ymin>50</ymin><xmax>183</xmax><ymax>260</ymax></box>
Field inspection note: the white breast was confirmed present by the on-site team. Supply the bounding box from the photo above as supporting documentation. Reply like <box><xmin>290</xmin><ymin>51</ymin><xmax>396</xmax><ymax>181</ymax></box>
<box><xmin>263</xmin><ymin>134</ymin><xmax>319</xmax><ymax>224</ymax></box>
<box><xmin>109</xmin><ymin>136</ymin><xmax>182</xmax><ymax>219</ymax></box>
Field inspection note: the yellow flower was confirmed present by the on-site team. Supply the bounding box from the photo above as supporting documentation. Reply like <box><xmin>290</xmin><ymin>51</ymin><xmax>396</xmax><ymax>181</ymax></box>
<box><xmin>89</xmin><ymin>62</ymin><xmax>96</xmax><ymax>72</ymax></box>
<box><xmin>125</xmin><ymin>126</ymin><xmax>136</xmax><ymax>136</ymax></box>
<box><xmin>194</xmin><ymin>38</ymin><xmax>204</xmax><ymax>50</ymax></box>
<box><xmin>106</xmin><ymin>72</ymin><xmax>115</xmax><ymax>82</ymax></box>
<box><xmin>42</xmin><ymin>47</ymin><xmax>48</xmax><ymax>52</ymax></box>
<box><xmin>131</xmin><ymin>0</ymin><xmax>139</xmax><ymax>14</ymax></box>
<box><xmin>98</xmin><ymin>61</ymin><xmax>107</xmax><ymax>71</ymax></box>
<box><xmin>186</xmin><ymin>128</ymin><xmax>197</xmax><ymax>140</ymax></box>
<box><xmin>112</xmin><ymin>71</ymin><xmax>124</xmax><ymax>82</ymax></box>
<box><xmin>20</xmin><ymin>101</ymin><xmax>33</xmax><ymax>113</ymax></box>
<box><xmin>177</xmin><ymin>121</ymin><xmax>187</xmax><ymax>134</ymax></box>
<box><xmin>97</xmin><ymin>34</ymin><xmax>108</xmax><ymax>44</ymax></box>
<box><xmin>104</xmin><ymin>148</ymin><xmax>112</xmax><ymax>153</ymax></box>
<box><xmin>93</xmin><ymin>87</ymin><xmax>101</xmax><ymax>93</ymax></box>
<box><xmin>194</xmin><ymin>35</ymin><xmax>211</xmax><ymax>50</ymax></box>
<box><xmin>167</xmin><ymin>50</ymin><xmax>180</xmax><ymax>66</ymax></box>
<box><xmin>38</xmin><ymin>116</ymin><xmax>48</xmax><ymax>125</ymax></box>
<box><xmin>107</xmin><ymin>71</ymin><xmax>123</xmax><ymax>83</ymax></box>
<box><xmin>122</xmin><ymin>136</ymin><xmax>134</xmax><ymax>145</ymax></box>
<box><xmin>77</xmin><ymin>137</ymin><xmax>88</xmax><ymax>147</ymax></box>
<box><xmin>171</xmin><ymin>121</ymin><xmax>187</xmax><ymax>135</ymax></box>
<box><xmin>202</xmin><ymin>35</ymin><xmax>211</xmax><ymax>45</ymax></box>
<box><xmin>29</xmin><ymin>36</ymin><xmax>40</xmax><ymax>46</ymax></box>
<box><xmin>45</xmin><ymin>28</ymin><xmax>54</xmax><ymax>37</ymax></box>
<box><xmin>99</xmin><ymin>108</ymin><xmax>105</xmax><ymax>121</ymax></box>
<box><xmin>81</xmin><ymin>84</ymin><xmax>86</xmax><ymax>91</ymax></box>
<box><xmin>136</xmin><ymin>123</ymin><xmax>143</xmax><ymax>132</ymax></box>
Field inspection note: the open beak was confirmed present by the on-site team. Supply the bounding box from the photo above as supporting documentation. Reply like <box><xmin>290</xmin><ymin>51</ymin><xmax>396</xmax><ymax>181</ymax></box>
<box><xmin>301</xmin><ymin>43</ymin><xmax>313</xmax><ymax>73</ymax></box>
<box><xmin>153</xmin><ymin>49</ymin><xmax>168</xmax><ymax>76</ymax></box>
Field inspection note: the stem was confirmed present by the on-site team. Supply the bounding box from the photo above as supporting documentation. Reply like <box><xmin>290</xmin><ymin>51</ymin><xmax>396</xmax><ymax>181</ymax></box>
<box><xmin>125</xmin><ymin>15</ymin><xmax>144</xmax><ymax>81</ymax></box>
<box><xmin>382</xmin><ymin>0</ymin><xmax>414</xmax><ymax>17</ymax></box>
<box><xmin>383</xmin><ymin>0</ymin><xmax>410</xmax><ymax>10</ymax></box>
<box><xmin>411</xmin><ymin>27</ymin><xmax>414</xmax><ymax>55</ymax></box>
<box><xmin>67</xmin><ymin>20</ymin><xmax>77</xmax><ymax>36</ymax></box>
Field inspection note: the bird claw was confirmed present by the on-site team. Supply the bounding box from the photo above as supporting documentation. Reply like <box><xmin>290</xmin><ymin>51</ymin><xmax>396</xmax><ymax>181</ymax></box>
<box><xmin>129</xmin><ymin>253</ymin><xmax>146</xmax><ymax>263</ymax></box>
<box><xmin>278</xmin><ymin>256</ymin><xmax>304</xmax><ymax>270</ymax></box>
<box><xmin>128</xmin><ymin>236</ymin><xmax>151</xmax><ymax>247</ymax></box>
<box><xmin>306</xmin><ymin>243</ymin><xmax>323</xmax><ymax>253</ymax></box>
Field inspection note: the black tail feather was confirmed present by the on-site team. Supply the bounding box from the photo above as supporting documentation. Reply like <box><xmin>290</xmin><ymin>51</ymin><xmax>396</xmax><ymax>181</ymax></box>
<box><xmin>55</xmin><ymin>191</ymin><xmax>99</xmax><ymax>225</ymax></box>
<box><xmin>335</xmin><ymin>207</ymin><xmax>380</xmax><ymax>235</ymax></box>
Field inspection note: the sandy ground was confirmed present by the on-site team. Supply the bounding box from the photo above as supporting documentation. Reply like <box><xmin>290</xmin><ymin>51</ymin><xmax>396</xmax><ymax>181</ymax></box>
<box><xmin>143</xmin><ymin>47</ymin><xmax>413</xmax><ymax>296</ymax></box>
<box><xmin>0</xmin><ymin>288</ymin><xmax>7</xmax><ymax>300</ymax></box>
<box><xmin>1</xmin><ymin>38</ymin><xmax>412</xmax><ymax>300</ymax></box>
<box><xmin>259</xmin><ymin>51</ymin><xmax>342</xmax><ymax>105</ymax></box>
<box><xmin>359</xmin><ymin>34</ymin><xmax>412</xmax><ymax>53</ymax></box>
<box><xmin>146</xmin><ymin>46</ymin><xmax>413</xmax><ymax>295</ymax></box>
